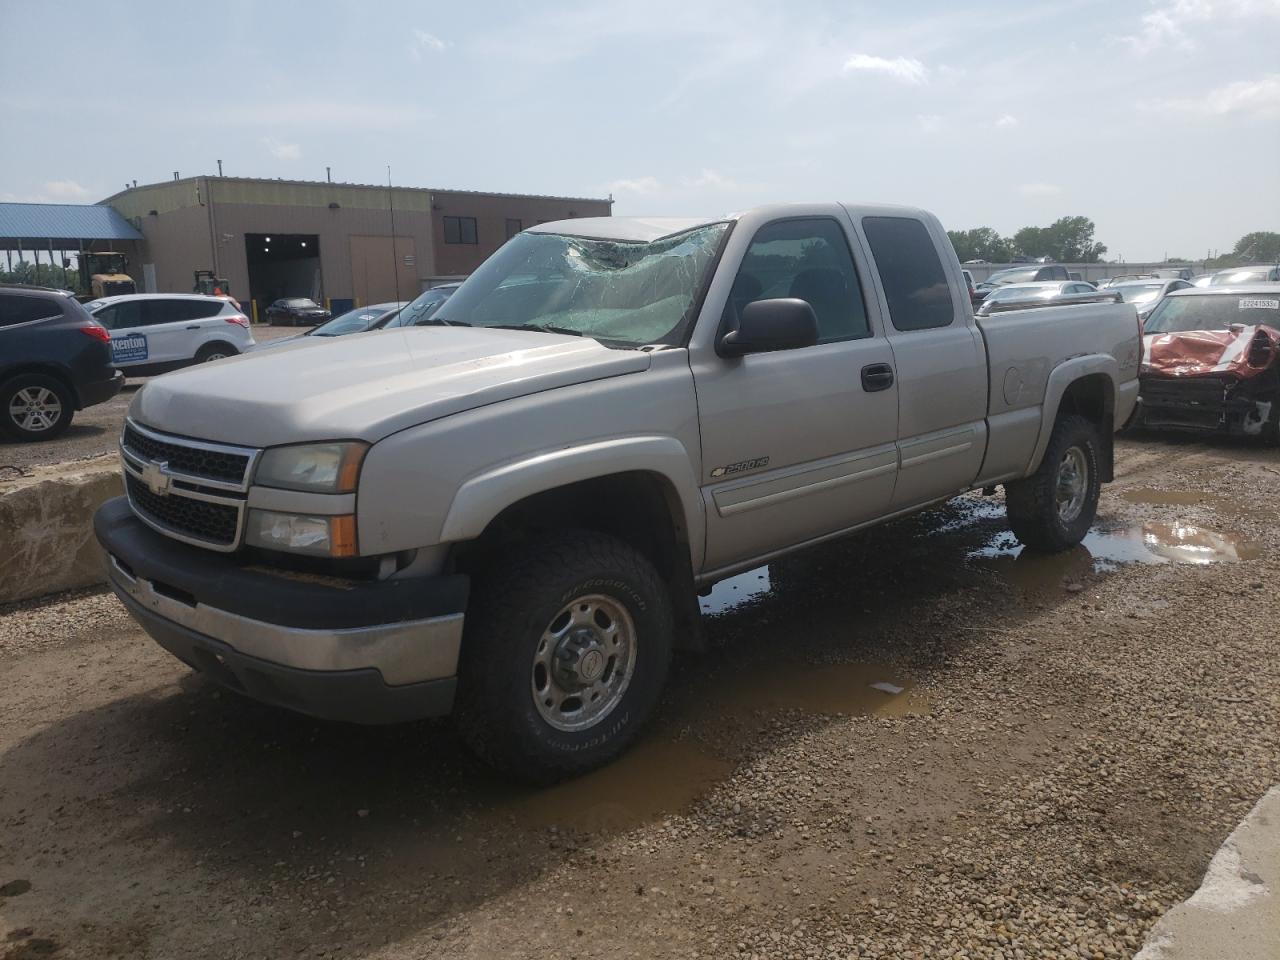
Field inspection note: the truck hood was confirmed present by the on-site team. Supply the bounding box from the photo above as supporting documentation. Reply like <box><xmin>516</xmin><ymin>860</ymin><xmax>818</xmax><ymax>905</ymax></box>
<box><xmin>1142</xmin><ymin>324</ymin><xmax>1280</xmax><ymax>379</ymax></box>
<box><xmin>130</xmin><ymin>327</ymin><xmax>652</xmax><ymax>447</ymax></box>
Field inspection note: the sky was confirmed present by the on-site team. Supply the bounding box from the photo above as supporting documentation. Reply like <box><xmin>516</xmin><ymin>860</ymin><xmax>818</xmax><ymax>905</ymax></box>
<box><xmin>2</xmin><ymin>0</ymin><xmax>1278</xmax><ymax>262</ymax></box>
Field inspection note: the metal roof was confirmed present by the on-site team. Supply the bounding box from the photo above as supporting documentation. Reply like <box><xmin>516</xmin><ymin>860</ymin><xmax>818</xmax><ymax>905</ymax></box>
<box><xmin>0</xmin><ymin>203</ymin><xmax>144</xmax><ymax>241</ymax></box>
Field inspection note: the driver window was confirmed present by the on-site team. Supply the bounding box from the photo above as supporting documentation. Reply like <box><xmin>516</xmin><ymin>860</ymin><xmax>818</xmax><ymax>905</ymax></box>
<box><xmin>729</xmin><ymin>218</ymin><xmax>870</xmax><ymax>342</ymax></box>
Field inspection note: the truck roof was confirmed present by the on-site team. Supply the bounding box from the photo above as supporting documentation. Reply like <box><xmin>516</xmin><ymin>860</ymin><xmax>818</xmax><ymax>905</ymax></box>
<box><xmin>527</xmin><ymin>203</ymin><xmax>936</xmax><ymax>243</ymax></box>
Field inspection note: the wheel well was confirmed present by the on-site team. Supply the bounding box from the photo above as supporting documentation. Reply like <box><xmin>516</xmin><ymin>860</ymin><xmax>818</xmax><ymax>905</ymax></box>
<box><xmin>454</xmin><ymin>471</ymin><xmax>705</xmax><ymax>651</ymax></box>
<box><xmin>197</xmin><ymin>341</ymin><xmax>237</xmax><ymax>357</ymax></box>
<box><xmin>0</xmin><ymin>364</ymin><xmax>80</xmax><ymax>408</ymax></box>
<box><xmin>1057</xmin><ymin>373</ymin><xmax>1114</xmax><ymax>481</ymax></box>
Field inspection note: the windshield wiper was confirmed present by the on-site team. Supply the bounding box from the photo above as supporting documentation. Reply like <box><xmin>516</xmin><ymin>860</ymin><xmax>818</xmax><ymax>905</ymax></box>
<box><xmin>492</xmin><ymin>322</ymin><xmax>586</xmax><ymax>337</ymax></box>
<box><xmin>417</xmin><ymin>317</ymin><xmax>472</xmax><ymax>327</ymax></box>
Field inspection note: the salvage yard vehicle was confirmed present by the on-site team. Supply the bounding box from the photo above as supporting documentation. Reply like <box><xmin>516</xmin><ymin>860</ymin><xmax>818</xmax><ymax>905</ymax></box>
<box><xmin>1207</xmin><ymin>265</ymin><xmax>1280</xmax><ymax>286</ymax></box>
<box><xmin>974</xmin><ymin>280</ymin><xmax>1102</xmax><ymax>316</ymax></box>
<box><xmin>1132</xmin><ymin>284</ymin><xmax>1280</xmax><ymax>439</ymax></box>
<box><xmin>251</xmin><ymin>301</ymin><xmax>408</xmax><ymax>351</ymax></box>
<box><xmin>87</xmin><ymin>294</ymin><xmax>254</xmax><ymax>376</ymax></box>
<box><xmin>0</xmin><ymin>285</ymin><xmax>123</xmax><ymax>441</ymax></box>
<box><xmin>94</xmin><ymin>203</ymin><xmax>1140</xmax><ymax>780</ymax></box>
<box><xmin>1110</xmin><ymin>277</ymin><xmax>1194</xmax><ymax>321</ymax></box>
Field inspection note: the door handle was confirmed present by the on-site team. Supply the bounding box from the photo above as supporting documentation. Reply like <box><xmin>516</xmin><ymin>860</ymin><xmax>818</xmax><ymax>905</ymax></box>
<box><xmin>861</xmin><ymin>363</ymin><xmax>895</xmax><ymax>392</ymax></box>
<box><xmin>185</xmin><ymin>325</ymin><xmax>199</xmax><ymax>330</ymax></box>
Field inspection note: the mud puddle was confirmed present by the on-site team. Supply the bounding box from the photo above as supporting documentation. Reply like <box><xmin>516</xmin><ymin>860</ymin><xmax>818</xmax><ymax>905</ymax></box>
<box><xmin>700</xmin><ymin>567</ymin><xmax>772</xmax><ymax>614</ymax></box>
<box><xmin>494</xmin><ymin>737</ymin><xmax>734</xmax><ymax>832</ymax></box>
<box><xmin>488</xmin><ymin>658</ymin><xmax>920</xmax><ymax>833</ymax></box>
<box><xmin>972</xmin><ymin>521</ymin><xmax>1259</xmax><ymax>593</ymax></box>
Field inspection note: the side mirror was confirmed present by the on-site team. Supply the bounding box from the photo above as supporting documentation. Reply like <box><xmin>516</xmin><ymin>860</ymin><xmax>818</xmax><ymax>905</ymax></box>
<box><xmin>718</xmin><ymin>298</ymin><xmax>819</xmax><ymax>358</ymax></box>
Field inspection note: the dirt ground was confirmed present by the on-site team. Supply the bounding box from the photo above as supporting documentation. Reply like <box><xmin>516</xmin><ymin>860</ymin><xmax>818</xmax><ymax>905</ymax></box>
<box><xmin>1</xmin><ymin>435</ymin><xmax>1277</xmax><ymax>960</ymax></box>
<box><xmin>0</xmin><ymin>326</ymin><xmax>300</xmax><ymax>475</ymax></box>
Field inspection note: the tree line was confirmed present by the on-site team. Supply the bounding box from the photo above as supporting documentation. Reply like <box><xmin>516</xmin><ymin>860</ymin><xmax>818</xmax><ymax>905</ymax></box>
<box><xmin>948</xmin><ymin>218</ymin><xmax>1280</xmax><ymax>267</ymax></box>
<box><xmin>947</xmin><ymin>216</ymin><xmax>1106</xmax><ymax>264</ymax></box>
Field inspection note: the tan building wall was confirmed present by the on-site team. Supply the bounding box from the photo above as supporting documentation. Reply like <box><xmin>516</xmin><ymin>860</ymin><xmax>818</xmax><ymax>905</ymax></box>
<box><xmin>102</xmin><ymin>177</ymin><xmax>611</xmax><ymax>307</ymax></box>
<box><xmin>430</xmin><ymin>191</ymin><xmax>613</xmax><ymax>277</ymax></box>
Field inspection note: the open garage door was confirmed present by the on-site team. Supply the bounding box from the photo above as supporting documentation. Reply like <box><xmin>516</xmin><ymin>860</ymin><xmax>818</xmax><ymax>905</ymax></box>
<box><xmin>245</xmin><ymin>233</ymin><xmax>322</xmax><ymax>310</ymax></box>
<box><xmin>350</xmin><ymin>235</ymin><xmax>417</xmax><ymax>306</ymax></box>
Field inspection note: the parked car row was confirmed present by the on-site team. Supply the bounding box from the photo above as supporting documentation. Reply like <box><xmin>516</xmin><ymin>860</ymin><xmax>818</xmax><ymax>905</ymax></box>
<box><xmin>0</xmin><ymin>285</ymin><xmax>123</xmax><ymax>440</ymax></box>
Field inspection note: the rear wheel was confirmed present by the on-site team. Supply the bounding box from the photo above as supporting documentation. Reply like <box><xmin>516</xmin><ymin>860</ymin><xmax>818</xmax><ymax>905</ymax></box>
<box><xmin>195</xmin><ymin>342</ymin><xmax>238</xmax><ymax>363</ymax></box>
<box><xmin>455</xmin><ymin>531</ymin><xmax>673</xmax><ymax>782</ymax></box>
<box><xmin>1005</xmin><ymin>414</ymin><xmax>1102</xmax><ymax>552</ymax></box>
<box><xmin>0</xmin><ymin>373</ymin><xmax>74</xmax><ymax>441</ymax></box>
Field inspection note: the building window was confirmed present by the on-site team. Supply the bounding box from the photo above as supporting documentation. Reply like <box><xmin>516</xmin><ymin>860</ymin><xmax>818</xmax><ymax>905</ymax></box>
<box><xmin>505</xmin><ymin>218</ymin><xmax>522</xmax><ymax>240</ymax></box>
<box><xmin>443</xmin><ymin>216</ymin><xmax>478</xmax><ymax>245</ymax></box>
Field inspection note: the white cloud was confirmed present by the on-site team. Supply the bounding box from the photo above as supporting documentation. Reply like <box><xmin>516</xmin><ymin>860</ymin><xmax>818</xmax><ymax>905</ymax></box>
<box><xmin>263</xmin><ymin>137</ymin><xmax>301</xmax><ymax>161</ymax></box>
<box><xmin>409</xmin><ymin>29</ymin><xmax>447</xmax><ymax>60</ymax></box>
<box><xmin>42</xmin><ymin>179</ymin><xmax>91</xmax><ymax>200</ymax></box>
<box><xmin>916</xmin><ymin>113</ymin><xmax>943</xmax><ymax>134</ymax></box>
<box><xmin>682</xmin><ymin>168</ymin><xmax>738</xmax><ymax>190</ymax></box>
<box><xmin>1119</xmin><ymin>0</ymin><xmax>1280</xmax><ymax>54</ymax></box>
<box><xmin>1019</xmin><ymin>183</ymin><xmax>1063</xmax><ymax>197</ymax></box>
<box><xmin>1150</xmin><ymin>72</ymin><xmax>1280</xmax><ymax>116</ymax></box>
<box><xmin>219</xmin><ymin>99</ymin><xmax>426</xmax><ymax>132</ymax></box>
<box><xmin>841</xmin><ymin>53</ymin><xmax>928</xmax><ymax>85</ymax></box>
<box><xmin>606</xmin><ymin>176</ymin><xmax>661</xmax><ymax>196</ymax></box>
<box><xmin>995</xmin><ymin>114</ymin><xmax>1019</xmax><ymax>128</ymax></box>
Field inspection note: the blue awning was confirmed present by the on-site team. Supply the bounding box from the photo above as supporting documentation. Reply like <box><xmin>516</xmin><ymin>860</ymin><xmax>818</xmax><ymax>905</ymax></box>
<box><xmin>0</xmin><ymin>203</ymin><xmax>143</xmax><ymax>242</ymax></box>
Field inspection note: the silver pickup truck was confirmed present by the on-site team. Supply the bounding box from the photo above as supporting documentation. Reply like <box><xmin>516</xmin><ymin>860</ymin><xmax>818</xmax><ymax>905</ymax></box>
<box><xmin>94</xmin><ymin>203</ymin><xmax>1141</xmax><ymax>779</ymax></box>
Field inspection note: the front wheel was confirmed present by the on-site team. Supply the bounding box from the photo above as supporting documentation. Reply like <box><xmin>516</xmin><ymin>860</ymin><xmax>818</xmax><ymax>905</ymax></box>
<box><xmin>455</xmin><ymin>531</ymin><xmax>673</xmax><ymax>782</ymax></box>
<box><xmin>1005</xmin><ymin>414</ymin><xmax>1102</xmax><ymax>552</ymax></box>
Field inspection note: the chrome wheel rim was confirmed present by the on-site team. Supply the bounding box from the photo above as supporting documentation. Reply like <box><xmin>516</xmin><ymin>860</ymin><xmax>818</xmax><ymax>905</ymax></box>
<box><xmin>1055</xmin><ymin>446</ymin><xmax>1088</xmax><ymax>524</ymax></box>
<box><xmin>202</xmin><ymin>352</ymin><xmax>227</xmax><ymax>362</ymax></box>
<box><xmin>8</xmin><ymin>387</ymin><xmax>62</xmax><ymax>433</ymax></box>
<box><xmin>532</xmin><ymin>593</ymin><xmax>637</xmax><ymax>732</ymax></box>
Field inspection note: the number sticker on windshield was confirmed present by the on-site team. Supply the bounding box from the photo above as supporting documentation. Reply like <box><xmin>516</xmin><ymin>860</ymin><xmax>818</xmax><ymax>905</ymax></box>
<box><xmin>1239</xmin><ymin>298</ymin><xmax>1279</xmax><ymax>310</ymax></box>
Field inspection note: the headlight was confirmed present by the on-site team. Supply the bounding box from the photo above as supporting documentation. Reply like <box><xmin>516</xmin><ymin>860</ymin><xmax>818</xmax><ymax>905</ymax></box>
<box><xmin>245</xmin><ymin>510</ymin><xmax>357</xmax><ymax>557</ymax></box>
<box><xmin>255</xmin><ymin>442</ymin><xmax>367</xmax><ymax>493</ymax></box>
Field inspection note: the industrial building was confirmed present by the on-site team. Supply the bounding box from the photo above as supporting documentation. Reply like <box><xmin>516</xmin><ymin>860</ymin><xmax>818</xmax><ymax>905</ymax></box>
<box><xmin>93</xmin><ymin>176</ymin><xmax>612</xmax><ymax>318</ymax></box>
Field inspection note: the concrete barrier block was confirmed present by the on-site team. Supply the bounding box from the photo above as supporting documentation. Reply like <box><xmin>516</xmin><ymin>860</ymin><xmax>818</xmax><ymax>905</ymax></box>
<box><xmin>0</xmin><ymin>456</ymin><xmax>122</xmax><ymax>605</ymax></box>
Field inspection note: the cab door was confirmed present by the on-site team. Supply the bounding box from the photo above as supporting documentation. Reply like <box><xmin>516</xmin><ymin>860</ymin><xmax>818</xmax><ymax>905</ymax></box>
<box><xmin>690</xmin><ymin>214</ymin><xmax>899</xmax><ymax>575</ymax></box>
<box><xmin>854</xmin><ymin>213</ymin><xmax>988</xmax><ymax>509</ymax></box>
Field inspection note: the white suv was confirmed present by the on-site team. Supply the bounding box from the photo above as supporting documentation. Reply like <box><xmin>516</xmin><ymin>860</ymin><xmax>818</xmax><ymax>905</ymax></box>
<box><xmin>86</xmin><ymin>294</ymin><xmax>254</xmax><ymax>376</ymax></box>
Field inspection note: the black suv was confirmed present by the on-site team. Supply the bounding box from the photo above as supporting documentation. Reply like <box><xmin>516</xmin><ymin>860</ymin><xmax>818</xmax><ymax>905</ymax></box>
<box><xmin>0</xmin><ymin>285</ymin><xmax>124</xmax><ymax>441</ymax></box>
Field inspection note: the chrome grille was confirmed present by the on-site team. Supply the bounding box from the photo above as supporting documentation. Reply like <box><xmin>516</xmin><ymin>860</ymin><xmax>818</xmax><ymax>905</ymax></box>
<box><xmin>120</xmin><ymin>419</ymin><xmax>261</xmax><ymax>552</ymax></box>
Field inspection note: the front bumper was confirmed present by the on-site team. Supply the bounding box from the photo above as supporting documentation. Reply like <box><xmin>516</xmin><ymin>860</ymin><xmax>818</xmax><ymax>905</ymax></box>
<box><xmin>1136</xmin><ymin>374</ymin><xmax>1277</xmax><ymax>435</ymax></box>
<box><xmin>94</xmin><ymin>497</ymin><xmax>469</xmax><ymax>724</ymax></box>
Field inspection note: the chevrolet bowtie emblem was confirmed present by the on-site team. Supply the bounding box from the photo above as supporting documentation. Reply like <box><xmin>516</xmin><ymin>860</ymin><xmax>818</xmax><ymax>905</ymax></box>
<box><xmin>141</xmin><ymin>460</ymin><xmax>172</xmax><ymax>496</ymax></box>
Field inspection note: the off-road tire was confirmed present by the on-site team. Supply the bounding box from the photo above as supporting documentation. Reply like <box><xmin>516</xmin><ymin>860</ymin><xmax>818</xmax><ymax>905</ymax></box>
<box><xmin>0</xmin><ymin>373</ymin><xmax>75</xmax><ymax>442</ymax></box>
<box><xmin>1005</xmin><ymin>414</ymin><xmax>1102</xmax><ymax>552</ymax></box>
<box><xmin>455</xmin><ymin>531</ymin><xmax>673</xmax><ymax>783</ymax></box>
<box><xmin>195</xmin><ymin>342</ymin><xmax>238</xmax><ymax>363</ymax></box>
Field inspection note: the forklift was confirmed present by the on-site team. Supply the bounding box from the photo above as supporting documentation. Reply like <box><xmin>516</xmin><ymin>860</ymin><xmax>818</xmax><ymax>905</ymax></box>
<box><xmin>193</xmin><ymin>270</ymin><xmax>231</xmax><ymax>297</ymax></box>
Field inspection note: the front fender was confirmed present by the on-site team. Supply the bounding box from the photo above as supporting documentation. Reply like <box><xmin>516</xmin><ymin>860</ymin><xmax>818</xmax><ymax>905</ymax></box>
<box><xmin>1026</xmin><ymin>355</ymin><xmax>1119</xmax><ymax>475</ymax></box>
<box><xmin>439</xmin><ymin>436</ymin><xmax>706</xmax><ymax>571</ymax></box>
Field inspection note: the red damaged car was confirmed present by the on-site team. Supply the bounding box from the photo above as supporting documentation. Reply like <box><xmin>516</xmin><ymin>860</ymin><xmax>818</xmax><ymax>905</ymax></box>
<box><xmin>1133</xmin><ymin>284</ymin><xmax>1280</xmax><ymax>439</ymax></box>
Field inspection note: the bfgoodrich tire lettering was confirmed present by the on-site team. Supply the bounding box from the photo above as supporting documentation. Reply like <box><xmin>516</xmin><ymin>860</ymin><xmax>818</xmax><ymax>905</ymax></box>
<box><xmin>456</xmin><ymin>531</ymin><xmax>673</xmax><ymax>782</ymax></box>
<box><xmin>1005</xmin><ymin>414</ymin><xmax>1102</xmax><ymax>552</ymax></box>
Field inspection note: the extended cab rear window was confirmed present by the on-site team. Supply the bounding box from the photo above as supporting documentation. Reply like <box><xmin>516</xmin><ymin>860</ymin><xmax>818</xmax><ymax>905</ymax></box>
<box><xmin>861</xmin><ymin>216</ymin><xmax>955</xmax><ymax>331</ymax></box>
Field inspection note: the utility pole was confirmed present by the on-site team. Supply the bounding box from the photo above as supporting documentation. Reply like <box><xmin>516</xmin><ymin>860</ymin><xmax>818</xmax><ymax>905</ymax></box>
<box><xmin>217</xmin><ymin>159</ymin><xmax>223</xmax><ymax>177</ymax></box>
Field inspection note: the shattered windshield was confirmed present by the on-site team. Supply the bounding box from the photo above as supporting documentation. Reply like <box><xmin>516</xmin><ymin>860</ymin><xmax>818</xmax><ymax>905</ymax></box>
<box><xmin>1144</xmin><ymin>295</ymin><xmax>1280</xmax><ymax>334</ymax></box>
<box><xmin>434</xmin><ymin>223</ymin><xmax>730</xmax><ymax>347</ymax></box>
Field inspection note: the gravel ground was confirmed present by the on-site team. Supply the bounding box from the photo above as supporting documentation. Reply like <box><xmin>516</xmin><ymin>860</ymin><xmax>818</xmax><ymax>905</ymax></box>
<box><xmin>0</xmin><ymin>434</ymin><xmax>1277</xmax><ymax>959</ymax></box>
<box><xmin>0</xmin><ymin>325</ymin><xmax>299</xmax><ymax>474</ymax></box>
